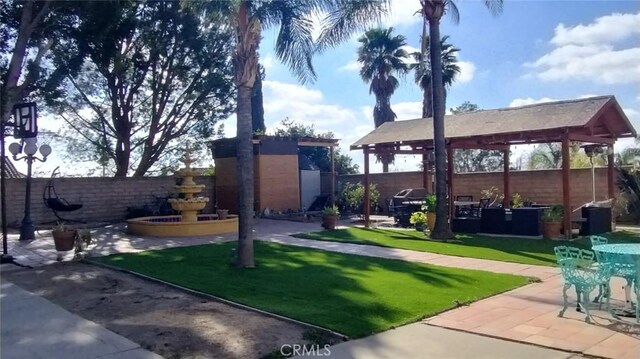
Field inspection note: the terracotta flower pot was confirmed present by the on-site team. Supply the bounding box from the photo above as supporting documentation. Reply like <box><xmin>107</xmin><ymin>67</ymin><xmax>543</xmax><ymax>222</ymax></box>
<box><xmin>52</xmin><ymin>229</ymin><xmax>76</xmax><ymax>252</ymax></box>
<box><xmin>322</xmin><ymin>215</ymin><xmax>337</xmax><ymax>230</ymax></box>
<box><xmin>542</xmin><ymin>221</ymin><xmax>562</xmax><ymax>240</ymax></box>
<box><xmin>426</xmin><ymin>212</ymin><xmax>436</xmax><ymax>232</ymax></box>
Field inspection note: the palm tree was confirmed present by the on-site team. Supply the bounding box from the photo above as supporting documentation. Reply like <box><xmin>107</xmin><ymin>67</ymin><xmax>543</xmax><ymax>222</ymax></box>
<box><xmin>357</xmin><ymin>27</ymin><xmax>409</xmax><ymax>172</ymax></box>
<box><xmin>411</xmin><ymin>35</ymin><xmax>460</xmax><ymax>118</ymax></box>
<box><xmin>198</xmin><ymin>0</ymin><xmax>391</xmax><ymax>267</ymax></box>
<box><xmin>420</xmin><ymin>0</ymin><xmax>503</xmax><ymax>239</ymax></box>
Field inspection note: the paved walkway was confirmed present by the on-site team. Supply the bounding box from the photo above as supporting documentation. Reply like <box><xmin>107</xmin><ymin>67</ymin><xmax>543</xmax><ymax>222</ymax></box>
<box><xmin>0</xmin><ymin>281</ymin><xmax>162</xmax><ymax>359</ymax></box>
<box><xmin>311</xmin><ymin>322</ymin><xmax>574</xmax><ymax>359</ymax></box>
<box><xmin>3</xmin><ymin>219</ymin><xmax>640</xmax><ymax>358</ymax></box>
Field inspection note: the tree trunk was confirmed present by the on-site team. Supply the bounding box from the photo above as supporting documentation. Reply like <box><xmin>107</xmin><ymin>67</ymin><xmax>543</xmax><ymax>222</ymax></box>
<box><xmin>114</xmin><ymin>140</ymin><xmax>130</xmax><ymax>177</ymax></box>
<box><xmin>233</xmin><ymin>2</ymin><xmax>259</xmax><ymax>268</ymax></box>
<box><xmin>423</xmin><ymin>82</ymin><xmax>433</xmax><ymax>118</ymax></box>
<box><xmin>236</xmin><ymin>84</ymin><xmax>255</xmax><ymax>268</ymax></box>
<box><xmin>427</xmin><ymin>16</ymin><xmax>454</xmax><ymax>239</ymax></box>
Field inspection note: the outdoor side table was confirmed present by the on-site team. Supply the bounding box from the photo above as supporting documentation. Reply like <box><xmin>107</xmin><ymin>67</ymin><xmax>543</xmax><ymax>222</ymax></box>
<box><xmin>592</xmin><ymin>243</ymin><xmax>640</xmax><ymax>317</ymax></box>
<box><xmin>511</xmin><ymin>207</ymin><xmax>544</xmax><ymax>236</ymax></box>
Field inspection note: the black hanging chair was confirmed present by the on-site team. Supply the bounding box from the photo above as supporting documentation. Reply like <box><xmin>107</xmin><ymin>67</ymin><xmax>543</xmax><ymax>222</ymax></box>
<box><xmin>43</xmin><ymin>167</ymin><xmax>83</xmax><ymax>221</ymax></box>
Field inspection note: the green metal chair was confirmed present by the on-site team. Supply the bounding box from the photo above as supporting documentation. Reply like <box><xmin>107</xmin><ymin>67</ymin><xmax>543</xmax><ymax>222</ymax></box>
<box><xmin>555</xmin><ymin>246</ymin><xmax>612</xmax><ymax>323</ymax></box>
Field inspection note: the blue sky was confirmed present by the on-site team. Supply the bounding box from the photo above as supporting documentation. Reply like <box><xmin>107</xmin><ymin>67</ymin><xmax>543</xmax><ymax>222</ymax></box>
<box><xmin>226</xmin><ymin>0</ymin><xmax>640</xmax><ymax>173</ymax></box>
<box><xmin>12</xmin><ymin>0</ymin><xmax>640</xmax><ymax>176</ymax></box>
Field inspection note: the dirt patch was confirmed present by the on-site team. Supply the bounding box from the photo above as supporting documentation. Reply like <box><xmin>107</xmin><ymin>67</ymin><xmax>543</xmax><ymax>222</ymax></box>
<box><xmin>3</xmin><ymin>262</ymin><xmax>336</xmax><ymax>359</ymax></box>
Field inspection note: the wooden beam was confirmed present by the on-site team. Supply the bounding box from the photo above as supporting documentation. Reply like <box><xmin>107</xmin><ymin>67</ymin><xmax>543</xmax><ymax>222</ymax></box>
<box><xmin>363</xmin><ymin>148</ymin><xmax>370</xmax><ymax>228</ymax></box>
<box><xmin>567</xmin><ymin>134</ymin><xmax>615</xmax><ymax>145</ymax></box>
<box><xmin>330</xmin><ymin>146</ymin><xmax>336</xmax><ymax>206</ymax></box>
<box><xmin>447</xmin><ymin>144</ymin><xmax>454</xmax><ymax>220</ymax></box>
<box><xmin>298</xmin><ymin>141</ymin><xmax>338</xmax><ymax>147</ymax></box>
<box><xmin>450</xmin><ymin>142</ymin><xmax>510</xmax><ymax>150</ymax></box>
<box><xmin>503</xmin><ymin>149</ymin><xmax>511</xmax><ymax>208</ymax></box>
<box><xmin>562</xmin><ymin>134</ymin><xmax>572</xmax><ymax>240</ymax></box>
<box><xmin>608</xmin><ymin>144</ymin><xmax>615</xmax><ymax>200</ymax></box>
<box><xmin>372</xmin><ymin>149</ymin><xmax>428</xmax><ymax>155</ymax></box>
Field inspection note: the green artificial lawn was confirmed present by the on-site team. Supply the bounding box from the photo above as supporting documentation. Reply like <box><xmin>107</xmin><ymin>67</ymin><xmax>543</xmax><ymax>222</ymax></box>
<box><xmin>294</xmin><ymin>228</ymin><xmax>640</xmax><ymax>267</ymax></box>
<box><xmin>93</xmin><ymin>241</ymin><xmax>529</xmax><ymax>338</ymax></box>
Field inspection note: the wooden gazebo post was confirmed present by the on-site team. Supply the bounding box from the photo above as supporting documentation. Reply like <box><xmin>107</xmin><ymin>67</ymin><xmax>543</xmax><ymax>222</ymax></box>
<box><xmin>330</xmin><ymin>146</ymin><xmax>336</xmax><ymax>206</ymax></box>
<box><xmin>422</xmin><ymin>152</ymin><xmax>430</xmax><ymax>191</ymax></box>
<box><xmin>561</xmin><ymin>134</ymin><xmax>572</xmax><ymax>239</ymax></box>
<box><xmin>607</xmin><ymin>144</ymin><xmax>615</xmax><ymax>200</ymax></box>
<box><xmin>447</xmin><ymin>143</ymin><xmax>454</xmax><ymax>220</ymax></box>
<box><xmin>363</xmin><ymin>147</ymin><xmax>370</xmax><ymax>228</ymax></box>
<box><xmin>503</xmin><ymin>148</ymin><xmax>511</xmax><ymax>208</ymax></box>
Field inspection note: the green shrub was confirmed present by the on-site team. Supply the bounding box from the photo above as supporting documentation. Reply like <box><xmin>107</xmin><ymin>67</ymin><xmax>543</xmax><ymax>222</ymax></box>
<box><xmin>422</xmin><ymin>194</ymin><xmax>437</xmax><ymax>213</ymax></box>
<box><xmin>542</xmin><ymin>205</ymin><xmax>564</xmax><ymax>222</ymax></box>
<box><xmin>338</xmin><ymin>182</ymin><xmax>380</xmax><ymax>215</ymax></box>
<box><xmin>322</xmin><ymin>205</ymin><xmax>340</xmax><ymax>217</ymax></box>
<box><xmin>409</xmin><ymin>211</ymin><xmax>427</xmax><ymax>225</ymax></box>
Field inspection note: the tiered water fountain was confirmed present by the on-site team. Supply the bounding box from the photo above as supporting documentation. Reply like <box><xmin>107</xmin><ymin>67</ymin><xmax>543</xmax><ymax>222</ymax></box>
<box><xmin>127</xmin><ymin>145</ymin><xmax>238</xmax><ymax>237</ymax></box>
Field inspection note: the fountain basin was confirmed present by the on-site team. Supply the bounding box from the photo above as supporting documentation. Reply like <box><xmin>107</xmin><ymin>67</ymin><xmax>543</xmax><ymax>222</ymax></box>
<box><xmin>168</xmin><ymin>198</ymin><xmax>208</xmax><ymax>212</ymax></box>
<box><xmin>174</xmin><ymin>185</ymin><xmax>205</xmax><ymax>194</ymax></box>
<box><xmin>127</xmin><ymin>214</ymin><xmax>238</xmax><ymax>237</ymax></box>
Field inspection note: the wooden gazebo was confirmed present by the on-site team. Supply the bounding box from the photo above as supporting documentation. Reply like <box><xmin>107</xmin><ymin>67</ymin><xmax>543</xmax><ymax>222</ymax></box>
<box><xmin>351</xmin><ymin>95</ymin><xmax>636</xmax><ymax>238</ymax></box>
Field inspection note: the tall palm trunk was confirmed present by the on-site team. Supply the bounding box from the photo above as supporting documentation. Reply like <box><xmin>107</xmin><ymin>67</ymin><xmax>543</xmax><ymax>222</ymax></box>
<box><xmin>233</xmin><ymin>2</ymin><xmax>260</xmax><ymax>268</ymax></box>
<box><xmin>423</xmin><ymin>83</ymin><xmax>433</xmax><ymax>118</ymax></box>
<box><xmin>427</xmin><ymin>12</ymin><xmax>453</xmax><ymax>239</ymax></box>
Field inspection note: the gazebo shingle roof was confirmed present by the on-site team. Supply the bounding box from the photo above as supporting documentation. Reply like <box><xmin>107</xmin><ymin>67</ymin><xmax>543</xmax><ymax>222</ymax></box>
<box><xmin>351</xmin><ymin>95</ymin><xmax>635</xmax><ymax>149</ymax></box>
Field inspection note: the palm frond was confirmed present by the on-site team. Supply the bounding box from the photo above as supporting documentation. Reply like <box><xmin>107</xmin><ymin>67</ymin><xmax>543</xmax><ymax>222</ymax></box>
<box><xmin>257</xmin><ymin>0</ymin><xmax>317</xmax><ymax>83</ymax></box>
<box><xmin>483</xmin><ymin>0</ymin><xmax>504</xmax><ymax>16</ymax></box>
<box><xmin>316</xmin><ymin>0</ymin><xmax>390</xmax><ymax>50</ymax></box>
<box><xmin>445</xmin><ymin>0</ymin><xmax>459</xmax><ymax>25</ymax></box>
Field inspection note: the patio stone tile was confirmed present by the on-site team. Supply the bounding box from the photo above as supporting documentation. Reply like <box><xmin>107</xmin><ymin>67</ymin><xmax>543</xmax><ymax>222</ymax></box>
<box><xmin>513</xmin><ymin>324</ymin><xmax>546</xmax><ymax>335</ymax></box>
<box><xmin>498</xmin><ymin>329</ymin><xmax>535</xmax><ymax>342</ymax></box>
<box><xmin>473</xmin><ymin>325</ymin><xmax>509</xmax><ymax>337</ymax></box>
<box><xmin>440</xmin><ymin>320</ymin><xmax>483</xmax><ymax>331</ymax></box>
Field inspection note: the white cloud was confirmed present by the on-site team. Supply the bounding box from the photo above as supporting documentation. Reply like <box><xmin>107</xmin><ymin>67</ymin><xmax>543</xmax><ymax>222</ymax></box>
<box><xmin>526</xmin><ymin>12</ymin><xmax>640</xmax><ymax>85</ymax></box>
<box><xmin>261</xmin><ymin>53</ymin><xmax>276</xmax><ymax>70</ymax></box>
<box><xmin>623</xmin><ymin>108</ymin><xmax>640</xmax><ymax>132</ymax></box>
<box><xmin>508</xmin><ymin>95</ymin><xmax>604</xmax><ymax>108</ymax></box>
<box><xmin>456</xmin><ymin>61</ymin><xmax>476</xmax><ymax>84</ymax></box>
<box><xmin>384</xmin><ymin>0</ymin><xmax>421</xmax><ymax>28</ymax></box>
<box><xmin>338</xmin><ymin>60</ymin><xmax>361</xmax><ymax>72</ymax></box>
<box><xmin>509</xmin><ymin>97</ymin><xmax>557</xmax><ymax>108</ymax></box>
<box><xmin>392</xmin><ymin>101</ymin><xmax>423</xmax><ymax>120</ymax></box>
<box><xmin>551</xmin><ymin>12</ymin><xmax>640</xmax><ymax>46</ymax></box>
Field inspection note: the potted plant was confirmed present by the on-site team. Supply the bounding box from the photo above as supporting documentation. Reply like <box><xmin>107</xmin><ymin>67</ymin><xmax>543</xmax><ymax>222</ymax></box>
<box><xmin>511</xmin><ymin>193</ymin><xmax>524</xmax><ymax>208</ymax></box>
<box><xmin>321</xmin><ymin>205</ymin><xmax>340</xmax><ymax>230</ymax></box>
<box><xmin>423</xmin><ymin>195</ymin><xmax>437</xmax><ymax>232</ymax></box>
<box><xmin>542</xmin><ymin>205</ymin><xmax>564</xmax><ymax>240</ymax></box>
<box><xmin>409</xmin><ymin>211</ymin><xmax>427</xmax><ymax>232</ymax></box>
<box><xmin>52</xmin><ymin>222</ymin><xmax>76</xmax><ymax>252</ymax></box>
<box><xmin>216</xmin><ymin>208</ymin><xmax>229</xmax><ymax>220</ymax></box>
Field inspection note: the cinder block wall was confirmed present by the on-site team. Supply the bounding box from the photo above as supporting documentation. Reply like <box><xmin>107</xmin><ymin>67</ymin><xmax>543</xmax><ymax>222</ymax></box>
<box><xmin>338</xmin><ymin>168</ymin><xmax>612</xmax><ymax>213</ymax></box>
<box><xmin>4</xmin><ymin>176</ymin><xmax>215</xmax><ymax>225</ymax></box>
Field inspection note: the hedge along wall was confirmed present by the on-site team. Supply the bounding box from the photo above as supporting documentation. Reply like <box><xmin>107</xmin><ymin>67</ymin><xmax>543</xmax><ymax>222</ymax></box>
<box><xmin>4</xmin><ymin>176</ymin><xmax>215</xmax><ymax>225</ymax></box>
<box><xmin>338</xmin><ymin>167</ymin><xmax>613</xmax><ymax>214</ymax></box>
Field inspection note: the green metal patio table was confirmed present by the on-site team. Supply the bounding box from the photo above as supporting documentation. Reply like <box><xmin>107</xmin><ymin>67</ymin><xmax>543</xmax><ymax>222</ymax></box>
<box><xmin>592</xmin><ymin>243</ymin><xmax>640</xmax><ymax>317</ymax></box>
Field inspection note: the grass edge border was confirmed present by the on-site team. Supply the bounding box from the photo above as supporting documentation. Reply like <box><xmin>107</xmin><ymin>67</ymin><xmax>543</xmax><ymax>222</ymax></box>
<box><xmin>82</xmin><ymin>257</ymin><xmax>350</xmax><ymax>341</ymax></box>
